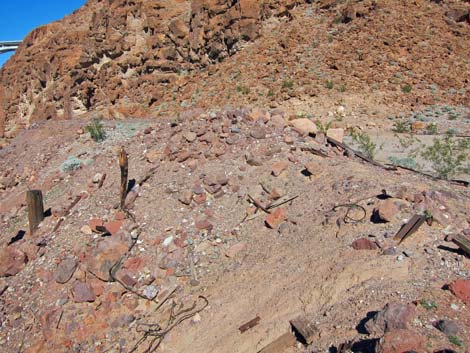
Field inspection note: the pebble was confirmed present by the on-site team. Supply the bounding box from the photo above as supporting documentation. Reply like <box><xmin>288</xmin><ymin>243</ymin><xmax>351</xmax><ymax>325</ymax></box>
<box><xmin>265</xmin><ymin>208</ymin><xmax>287</xmax><ymax>229</ymax></box>
<box><xmin>92</xmin><ymin>173</ymin><xmax>103</xmax><ymax>183</ymax></box>
<box><xmin>143</xmin><ymin>285</ymin><xmax>159</xmax><ymax>300</ymax></box>
<box><xmin>245</xmin><ymin>153</ymin><xmax>263</xmax><ymax>166</ymax></box>
<box><xmin>163</xmin><ymin>236</ymin><xmax>174</xmax><ymax>247</ymax></box>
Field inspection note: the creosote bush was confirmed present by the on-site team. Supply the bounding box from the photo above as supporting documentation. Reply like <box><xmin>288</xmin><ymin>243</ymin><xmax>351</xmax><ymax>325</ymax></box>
<box><xmin>86</xmin><ymin>118</ymin><xmax>106</xmax><ymax>142</ymax></box>
<box><xmin>421</xmin><ymin>135</ymin><xmax>469</xmax><ymax>179</ymax></box>
<box><xmin>350</xmin><ymin>130</ymin><xmax>377</xmax><ymax>159</ymax></box>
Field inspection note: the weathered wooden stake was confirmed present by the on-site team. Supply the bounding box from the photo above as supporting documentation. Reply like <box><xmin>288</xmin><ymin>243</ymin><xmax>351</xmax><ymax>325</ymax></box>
<box><xmin>453</xmin><ymin>234</ymin><xmax>470</xmax><ymax>257</ymax></box>
<box><xmin>119</xmin><ymin>147</ymin><xmax>128</xmax><ymax>209</ymax></box>
<box><xmin>26</xmin><ymin>189</ymin><xmax>44</xmax><ymax>235</ymax></box>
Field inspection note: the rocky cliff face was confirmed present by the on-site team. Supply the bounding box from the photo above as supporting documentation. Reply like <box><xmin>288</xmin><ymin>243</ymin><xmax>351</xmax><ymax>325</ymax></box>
<box><xmin>0</xmin><ymin>0</ymin><xmax>469</xmax><ymax>138</ymax></box>
<box><xmin>0</xmin><ymin>0</ymin><xmax>305</xmax><ymax>137</ymax></box>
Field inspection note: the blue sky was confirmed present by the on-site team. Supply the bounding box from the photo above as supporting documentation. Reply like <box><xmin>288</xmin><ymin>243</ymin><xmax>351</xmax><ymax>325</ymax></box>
<box><xmin>0</xmin><ymin>0</ymin><xmax>86</xmax><ymax>67</ymax></box>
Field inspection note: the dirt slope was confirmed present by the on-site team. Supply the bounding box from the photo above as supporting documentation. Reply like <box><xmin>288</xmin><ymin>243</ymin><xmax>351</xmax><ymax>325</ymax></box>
<box><xmin>0</xmin><ymin>107</ymin><xmax>469</xmax><ymax>353</ymax></box>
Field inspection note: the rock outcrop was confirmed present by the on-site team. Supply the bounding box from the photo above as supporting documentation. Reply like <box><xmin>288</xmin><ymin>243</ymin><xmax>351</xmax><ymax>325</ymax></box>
<box><xmin>0</xmin><ymin>0</ymin><xmax>469</xmax><ymax>139</ymax></box>
<box><xmin>0</xmin><ymin>0</ymin><xmax>304</xmax><ymax>137</ymax></box>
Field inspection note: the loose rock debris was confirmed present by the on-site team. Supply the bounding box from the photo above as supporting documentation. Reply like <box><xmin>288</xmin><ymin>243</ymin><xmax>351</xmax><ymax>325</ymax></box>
<box><xmin>0</xmin><ymin>105</ymin><xmax>468</xmax><ymax>353</ymax></box>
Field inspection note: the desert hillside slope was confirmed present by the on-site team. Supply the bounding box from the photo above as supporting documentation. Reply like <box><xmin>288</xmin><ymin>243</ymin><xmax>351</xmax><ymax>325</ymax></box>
<box><xmin>0</xmin><ymin>0</ymin><xmax>469</xmax><ymax>138</ymax></box>
<box><xmin>0</xmin><ymin>1</ymin><xmax>469</xmax><ymax>353</ymax></box>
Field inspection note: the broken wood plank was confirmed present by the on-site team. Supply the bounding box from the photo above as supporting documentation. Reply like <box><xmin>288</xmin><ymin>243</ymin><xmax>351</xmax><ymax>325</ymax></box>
<box><xmin>394</xmin><ymin>214</ymin><xmax>426</xmax><ymax>244</ymax></box>
<box><xmin>452</xmin><ymin>234</ymin><xmax>470</xmax><ymax>257</ymax></box>
<box><xmin>387</xmin><ymin>164</ymin><xmax>469</xmax><ymax>187</ymax></box>
<box><xmin>299</xmin><ymin>144</ymin><xmax>329</xmax><ymax>158</ymax></box>
<box><xmin>26</xmin><ymin>190</ymin><xmax>44</xmax><ymax>235</ymax></box>
<box><xmin>267</xmin><ymin>195</ymin><xmax>299</xmax><ymax>210</ymax></box>
<box><xmin>239</xmin><ymin>316</ymin><xmax>260</xmax><ymax>333</ymax></box>
<box><xmin>119</xmin><ymin>147</ymin><xmax>128</xmax><ymax>210</ymax></box>
<box><xmin>326</xmin><ymin>136</ymin><xmax>394</xmax><ymax>171</ymax></box>
<box><xmin>290</xmin><ymin>316</ymin><xmax>318</xmax><ymax>345</ymax></box>
<box><xmin>258</xmin><ymin>332</ymin><xmax>296</xmax><ymax>353</ymax></box>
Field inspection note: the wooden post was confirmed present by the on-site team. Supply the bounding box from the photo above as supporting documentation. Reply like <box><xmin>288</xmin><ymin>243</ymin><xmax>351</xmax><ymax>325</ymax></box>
<box><xmin>26</xmin><ymin>190</ymin><xmax>44</xmax><ymax>235</ymax></box>
<box><xmin>119</xmin><ymin>147</ymin><xmax>128</xmax><ymax>209</ymax></box>
<box><xmin>453</xmin><ymin>234</ymin><xmax>470</xmax><ymax>257</ymax></box>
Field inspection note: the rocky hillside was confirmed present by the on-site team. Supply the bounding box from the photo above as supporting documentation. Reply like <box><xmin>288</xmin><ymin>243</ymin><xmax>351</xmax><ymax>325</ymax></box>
<box><xmin>1</xmin><ymin>0</ymin><xmax>469</xmax><ymax>139</ymax></box>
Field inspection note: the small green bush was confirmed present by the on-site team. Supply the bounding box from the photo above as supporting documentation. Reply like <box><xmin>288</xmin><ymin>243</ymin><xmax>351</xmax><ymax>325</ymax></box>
<box><xmin>86</xmin><ymin>118</ymin><xmax>106</xmax><ymax>142</ymax></box>
<box><xmin>420</xmin><ymin>299</ymin><xmax>438</xmax><ymax>310</ymax></box>
<box><xmin>402</xmin><ymin>84</ymin><xmax>413</xmax><ymax>93</ymax></box>
<box><xmin>236</xmin><ymin>85</ymin><xmax>250</xmax><ymax>95</ymax></box>
<box><xmin>449</xmin><ymin>335</ymin><xmax>462</xmax><ymax>347</ymax></box>
<box><xmin>392</xmin><ymin>120</ymin><xmax>411</xmax><ymax>133</ymax></box>
<box><xmin>315</xmin><ymin>120</ymin><xmax>333</xmax><ymax>133</ymax></box>
<box><xmin>421</xmin><ymin>135</ymin><xmax>469</xmax><ymax>179</ymax></box>
<box><xmin>388</xmin><ymin>156</ymin><xmax>418</xmax><ymax>169</ymax></box>
<box><xmin>426</xmin><ymin>123</ymin><xmax>438</xmax><ymax>135</ymax></box>
<box><xmin>325</xmin><ymin>80</ymin><xmax>334</xmax><ymax>89</ymax></box>
<box><xmin>350</xmin><ymin>130</ymin><xmax>377</xmax><ymax>159</ymax></box>
<box><xmin>282</xmin><ymin>80</ymin><xmax>294</xmax><ymax>89</ymax></box>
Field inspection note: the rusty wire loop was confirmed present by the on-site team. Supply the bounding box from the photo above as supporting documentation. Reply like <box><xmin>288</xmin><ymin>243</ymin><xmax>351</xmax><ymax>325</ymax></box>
<box><xmin>130</xmin><ymin>296</ymin><xmax>209</xmax><ymax>353</ymax></box>
<box><xmin>332</xmin><ymin>203</ymin><xmax>367</xmax><ymax>224</ymax></box>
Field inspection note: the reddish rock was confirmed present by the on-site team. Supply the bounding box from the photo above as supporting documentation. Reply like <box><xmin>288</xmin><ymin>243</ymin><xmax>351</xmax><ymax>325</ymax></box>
<box><xmin>89</xmin><ymin>278</ymin><xmax>105</xmax><ymax>297</ymax></box>
<box><xmin>89</xmin><ymin>218</ymin><xmax>104</xmax><ymax>233</ymax></box>
<box><xmin>104</xmin><ymin>219</ymin><xmax>123</xmax><ymax>235</ymax></box>
<box><xmin>72</xmin><ymin>281</ymin><xmax>96</xmax><ymax>303</ymax></box>
<box><xmin>145</xmin><ymin>149</ymin><xmax>161</xmax><ymax>164</ymax></box>
<box><xmin>250</xmin><ymin>127</ymin><xmax>266</xmax><ymax>139</ymax></box>
<box><xmin>54</xmin><ymin>256</ymin><xmax>78</xmax><ymax>284</ymax></box>
<box><xmin>271</xmin><ymin>161</ymin><xmax>289</xmax><ymax>177</ymax></box>
<box><xmin>0</xmin><ymin>247</ymin><xmax>27</xmax><ymax>277</ymax></box>
<box><xmin>183</xmin><ymin>131</ymin><xmax>197</xmax><ymax>142</ymax></box>
<box><xmin>376</xmin><ymin>329</ymin><xmax>425</xmax><ymax>353</ymax></box>
<box><xmin>225</xmin><ymin>242</ymin><xmax>247</xmax><ymax>258</ymax></box>
<box><xmin>123</xmin><ymin>257</ymin><xmax>144</xmax><ymax>271</ymax></box>
<box><xmin>352</xmin><ymin>238</ymin><xmax>378</xmax><ymax>250</ymax></box>
<box><xmin>270</xmin><ymin>187</ymin><xmax>285</xmax><ymax>200</ymax></box>
<box><xmin>365</xmin><ymin>302</ymin><xmax>417</xmax><ymax>336</ymax></box>
<box><xmin>249</xmin><ymin>108</ymin><xmax>270</xmax><ymax>122</ymax></box>
<box><xmin>304</xmin><ymin>162</ymin><xmax>322</xmax><ymax>177</ymax></box>
<box><xmin>374</xmin><ymin>199</ymin><xmax>400</xmax><ymax>222</ymax></box>
<box><xmin>176</xmin><ymin>151</ymin><xmax>191</xmax><ymax>163</ymax></box>
<box><xmin>245</xmin><ymin>153</ymin><xmax>263</xmax><ymax>166</ymax></box>
<box><xmin>193</xmin><ymin>193</ymin><xmax>207</xmax><ymax>205</ymax></box>
<box><xmin>449</xmin><ymin>279</ymin><xmax>470</xmax><ymax>303</ymax></box>
<box><xmin>195</xmin><ymin>219</ymin><xmax>213</xmax><ymax>231</ymax></box>
<box><xmin>85</xmin><ymin>237</ymin><xmax>129</xmax><ymax>281</ymax></box>
<box><xmin>290</xmin><ymin>118</ymin><xmax>317</xmax><ymax>135</ymax></box>
<box><xmin>114</xmin><ymin>211</ymin><xmax>126</xmax><ymax>221</ymax></box>
<box><xmin>179</xmin><ymin>192</ymin><xmax>193</xmax><ymax>207</ymax></box>
<box><xmin>19</xmin><ymin>242</ymin><xmax>39</xmax><ymax>262</ymax></box>
<box><xmin>265</xmin><ymin>208</ymin><xmax>287</xmax><ymax>229</ymax></box>
<box><xmin>326</xmin><ymin>128</ymin><xmax>344</xmax><ymax>142</ymax></box>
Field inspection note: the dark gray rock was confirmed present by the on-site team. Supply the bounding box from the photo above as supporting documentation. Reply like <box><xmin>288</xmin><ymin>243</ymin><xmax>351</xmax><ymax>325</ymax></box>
<box><xmin>436</xmin><ymin>319</ymin><xmax>459</xmax><ymax>336</ymax></box>
<box><xmin>54</xmin><ymin>256</ymin><xmax>78</xmax><ymax>284</ymax></box>
<box><xmin>365</xmin><ymin>302</ymin><xmax>417</xmax><ymax>336</ymax></box>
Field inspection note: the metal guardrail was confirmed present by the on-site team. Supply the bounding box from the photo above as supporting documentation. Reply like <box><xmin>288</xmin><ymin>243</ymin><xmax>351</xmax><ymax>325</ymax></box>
<box><xmin>0</xmin><ymin>41</ymin><xmax>22</xmax><ymax>54</ymax></box>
